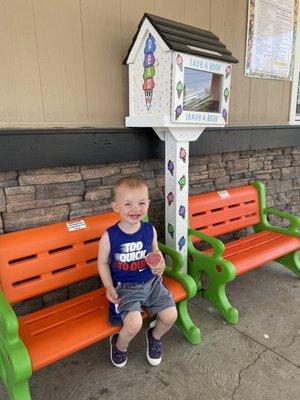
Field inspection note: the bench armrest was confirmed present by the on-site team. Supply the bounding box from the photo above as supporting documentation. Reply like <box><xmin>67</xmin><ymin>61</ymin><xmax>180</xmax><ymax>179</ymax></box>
<box><xmin>0</xmin><ymin>290</ymin><xmax>19</xmax><ymax>340</ymax></box>
<box><xmin>188</xmin><ymin>228</ymin><xmax>225</xmax><ymax>259</ymax></box>
<box><xmin>158</xmin><ymin>242</ymin><xmax>185</xmax><ymax>274</ymax></box>
<box><xmin>252</xmin><ymin>181</ymin><xmax>300</xmax><ymax>238</ymax></box>
<box><xmin>254</xmin><ymin>208</ymin><xmax>300</xmax><ymax>239</ymax></box>
<box><xmin>158</xmin><ymin>242</ymin><xmax>197</xmax><ymax>298</ymax></box>
<box><xmin>261</xmin><ymin>208</ymin><xmax>300</xmax><ymax>238</ymax></box>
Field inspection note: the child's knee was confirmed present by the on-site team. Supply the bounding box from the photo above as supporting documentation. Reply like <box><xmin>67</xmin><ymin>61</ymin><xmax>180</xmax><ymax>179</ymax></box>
<box><xmin>159</xmin><ymin>306</ymin><xmax>178</xmax><ymax>326</ymax></box>
<box><xmin>123</xmin><ymin>311</ymin><xmax>143</xmax><ymax>335</ymax></box>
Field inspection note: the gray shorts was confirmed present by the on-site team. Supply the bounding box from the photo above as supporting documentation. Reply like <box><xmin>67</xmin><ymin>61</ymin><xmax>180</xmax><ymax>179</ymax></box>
<box><xmin>114</xmin><ymin>275</ymin><xmax>175</xmax><ymax>321</ymax></box>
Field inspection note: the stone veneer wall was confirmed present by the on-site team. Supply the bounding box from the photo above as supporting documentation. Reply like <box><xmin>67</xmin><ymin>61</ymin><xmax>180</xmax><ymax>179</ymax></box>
<box><xmin>1</xmin><ymin>146</ymin><xmax>299</xmax><ymax>236</ymax></box>
<box><xmin>0</xmin><ymin>146</ymin><xmax>299</xmax><ymax>313</ymax></box>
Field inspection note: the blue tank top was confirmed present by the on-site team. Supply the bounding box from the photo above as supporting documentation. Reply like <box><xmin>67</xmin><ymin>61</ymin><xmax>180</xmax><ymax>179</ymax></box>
<box><xmin>107</xmin><ymin>221</ymin><xmax>155</xmax><ymax>284</ymax></box>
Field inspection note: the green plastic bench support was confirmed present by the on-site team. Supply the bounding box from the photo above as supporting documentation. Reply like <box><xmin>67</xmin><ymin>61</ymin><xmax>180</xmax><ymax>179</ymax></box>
<box><xmin>252</xmin><ymin>180</ymin><xmax>300</xmax><ymax>277</ymax></box>
<box><xmin>187</xmin><ymin>228</ymin><xmax>225</xmax><ymax>291</ymax></box>
<box><xmin>187</xmin><ymin>229</ymin><xmax>238</xmax><ymax>325</ymax></box>
<box><xmin>0</xmin><ymin>290</ymin><xmax>32</xmax><ymax>400</ymax></box>
<box><xmin>158</xmin><ymin>242</ymin><xmax>201</xmax><ymax>345</ymax></box>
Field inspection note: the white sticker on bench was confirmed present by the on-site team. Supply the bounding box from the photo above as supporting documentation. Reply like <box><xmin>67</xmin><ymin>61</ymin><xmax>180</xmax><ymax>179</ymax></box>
<box><xmin>66</xmin><ymin>220</ymin><xmax>87</xmax><ymax>231</ymax></box>
<box><xmin>217</xmin><ymin>190</ymin><xmax>230</xmax><ymax>198</ymax></box>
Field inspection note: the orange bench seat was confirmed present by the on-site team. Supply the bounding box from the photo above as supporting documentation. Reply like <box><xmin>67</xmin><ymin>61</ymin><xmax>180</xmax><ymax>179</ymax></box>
<box><xmin>204</xmin><ymin>230</ymin><xmax>300</xmax><ymax>276</ymax></box>
<box><xmin>19</xmin><ymin>276</ymin><xmax>185</xmax><ymax>371</ymax></box>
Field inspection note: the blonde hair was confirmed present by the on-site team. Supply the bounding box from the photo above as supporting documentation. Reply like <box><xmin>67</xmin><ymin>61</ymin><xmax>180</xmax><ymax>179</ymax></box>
<box><xmin>113</xmin><ymin>177</ymin><xmax>148</xmax><ymax>200</ymax></box>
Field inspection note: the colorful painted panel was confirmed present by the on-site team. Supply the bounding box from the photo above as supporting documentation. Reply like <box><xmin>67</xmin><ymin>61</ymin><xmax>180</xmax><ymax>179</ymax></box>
<box><xmin>143</xmin><ymin>34</ymin><xmax>156</xmax><ymax>110</ymax></box>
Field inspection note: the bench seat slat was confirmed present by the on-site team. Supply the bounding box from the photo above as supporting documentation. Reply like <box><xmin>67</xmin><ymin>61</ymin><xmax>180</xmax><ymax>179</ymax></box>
<box><xmin>204</xmin><ymin>230</ymin><xmax>300</xmax><ymax>275</ymax></box>
<box><xmin>18</xmin><ymin>276</ymin><xmax>186</xmax><ymax>371</ymax></box>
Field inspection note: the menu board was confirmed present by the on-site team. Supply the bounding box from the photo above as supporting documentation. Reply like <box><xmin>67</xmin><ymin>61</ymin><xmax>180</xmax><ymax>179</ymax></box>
<box><xmin>245</xmin><ymin>0</ymin><xmax>298</xmax><ymax>80</ymax></box>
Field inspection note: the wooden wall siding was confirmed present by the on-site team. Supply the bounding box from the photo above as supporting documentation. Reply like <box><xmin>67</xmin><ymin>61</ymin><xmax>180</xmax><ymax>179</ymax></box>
<box><xmin>0</xmin><ymin>0</ymin><xmax>294</xmax><ymax>128</ymax></box>
<box><xmin>218</xmin><ymin>0</ymin><xmax>251</xmax><ymax>123</ymax></box>
<box><xmin>33</xmin><ymin>0</ymin><xmax>87</xmax><ymax>122</ymax></box>
<box><xmin>0</xmin><ymin>0</ymin><xmax>44</xmax><ymax>123</ymax></box>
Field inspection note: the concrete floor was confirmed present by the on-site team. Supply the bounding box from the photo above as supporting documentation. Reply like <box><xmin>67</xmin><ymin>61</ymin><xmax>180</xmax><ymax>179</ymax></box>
<box><xmin>1</xmin><ymin>262</ymin><xmax>299</xmax><ymax>400</ymax></box>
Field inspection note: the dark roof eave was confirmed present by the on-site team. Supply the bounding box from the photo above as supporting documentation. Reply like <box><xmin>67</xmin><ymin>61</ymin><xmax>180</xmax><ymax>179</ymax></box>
<box><xmin>123</xmin><ymin>13</ymin><xmax>239</xmax><ymax>64</ymax></box>
<box><xmin>123</xmin><ymin>13</ymin><xmax>149</xmax><ymax>64</ymax></box>
<box><xmin>167</xmin><ymin>41</ymin><xmax>239</xmax><ymax>63</ymax></box>
<box><xmin>145</xmin><ymin>13</ymin><xmax>219</xmax><ymax>41</ymax></box>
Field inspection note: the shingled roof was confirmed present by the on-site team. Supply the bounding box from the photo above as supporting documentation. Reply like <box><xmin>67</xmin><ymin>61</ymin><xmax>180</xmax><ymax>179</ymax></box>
<box><xmin>123</xmin><ymin>13</ymin><xmax>239</xmax><ymax>64</ymax></box>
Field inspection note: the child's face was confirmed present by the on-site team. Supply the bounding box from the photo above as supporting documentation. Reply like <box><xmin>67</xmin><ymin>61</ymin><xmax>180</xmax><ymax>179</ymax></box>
<box><xmin>112</xmin><ymin>185</ymin><xmax>150</xmax><ymax>224</ymax></box>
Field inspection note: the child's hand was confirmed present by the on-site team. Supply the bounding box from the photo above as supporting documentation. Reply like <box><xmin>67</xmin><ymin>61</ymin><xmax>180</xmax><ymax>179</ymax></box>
<box><xmin>151</xmin><ymin>257</ymin><xmax>165</xmax><ymax>276</ymax></box>
<box><xmin>106</xmin><ymin>285</ymin><xmax>121</xmax><ymax>304</ymax></box>
<box><xmin>146</xmin><ymin>251</ymin><xmax>165</xmax><ymax>276</ymax></box>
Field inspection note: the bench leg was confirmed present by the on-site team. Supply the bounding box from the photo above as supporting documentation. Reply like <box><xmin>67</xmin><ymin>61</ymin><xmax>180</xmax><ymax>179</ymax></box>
<box><xmin>0</xmin><ymin>340</ymin><xmax>32</xmax><ymax>400</ymax></box>
<box><xmin>0</xmin><ymin>362</ymin><xmax>31</xmax><ymax>400</ymax></box>
<box><xmin>6</xmin><ymin>380</ymin><xmax>31</xmax><ymax>400</ymax></box>
<box><xmin>188</xmin><ymin>256</ymin><xmax>238</xmax><ymax>324</ymax></box>
<box><xmin>276</xmin><ymin>250</ymin><xmax>300</xmax><ymax>277</ymax></box>
<box><xmin>187</xmin><ymin>262</ymin><xmax>202</xmax><ymax>291</ymax></box>
<box><xmin>176</xmin><ymin>299</ymin><xmax>201</xmax><ymax>345</ymax></box>
<box><xmin>203</xmin><ymin>281</ymin><xmax>239</xmax><ymax>325</ymax></box>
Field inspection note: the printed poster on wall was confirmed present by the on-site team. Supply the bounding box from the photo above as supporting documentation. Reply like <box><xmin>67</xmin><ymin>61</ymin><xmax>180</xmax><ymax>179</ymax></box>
<box><xmin>245</xmin><ymin>0</ymin><xmax>298</xmax><ymax>80</ymax></box>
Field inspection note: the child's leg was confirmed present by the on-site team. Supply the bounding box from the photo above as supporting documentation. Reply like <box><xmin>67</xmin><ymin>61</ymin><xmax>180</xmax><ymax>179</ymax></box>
<box><xmin>152</xmin><ymin>306</ymin><xmax>177</xmax><ymax>340</ymax></box>
<box><xmin>116</xmin><ymin>310</ymin><xmax>143</xmax><ymax>351</ymax></box>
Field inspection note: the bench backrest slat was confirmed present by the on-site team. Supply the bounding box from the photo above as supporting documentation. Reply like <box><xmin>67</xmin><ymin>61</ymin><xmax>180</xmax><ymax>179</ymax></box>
<box><xmin>189</xmin><ymin>185</ymin><xmax>260</xmax><ymax>240</ymax></box>
<box><xmin>0</xmin><ymin>212</ymin><xmax>119</xmax><ymax>304</ymax></box>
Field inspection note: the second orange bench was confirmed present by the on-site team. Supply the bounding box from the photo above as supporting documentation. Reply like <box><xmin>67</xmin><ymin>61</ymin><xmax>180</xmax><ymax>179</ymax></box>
<box><xmin>188</xmin><ymin>180</ymin><xmax>300</xmax><ymax>324</ymax></box>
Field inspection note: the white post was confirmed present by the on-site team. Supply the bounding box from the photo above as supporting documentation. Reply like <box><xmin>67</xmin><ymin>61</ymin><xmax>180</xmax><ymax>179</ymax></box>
<box><xmin>154</xmin><ymin>127</ymin><xmax>204</xmax><ymax>271</ymax></box>
<box><xmin>165</xmin><ymin>134</ymin><xmax>189</xmax><ymax>264</ymax></box>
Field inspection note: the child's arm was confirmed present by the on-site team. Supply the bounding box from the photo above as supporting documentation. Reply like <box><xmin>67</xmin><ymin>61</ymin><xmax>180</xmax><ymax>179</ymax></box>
<box><xmin>151</xmin><ymin>226</ymin><xmax>165</xmax><ymax>275</ymax></box>
<box><xmin>151</xmin><ymin>226</ymin><xmax>160</xmax><ymax>252</ymax></box>
<box><xmin>98</xmin><ymin>231</ymin><xmax>120</xmax><ymax>304</ymax></box>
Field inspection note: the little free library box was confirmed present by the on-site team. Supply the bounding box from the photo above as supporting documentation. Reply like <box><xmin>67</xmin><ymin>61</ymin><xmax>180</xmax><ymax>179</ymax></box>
<box><xmin>124</xmin><ymin>13</ymin><xmax>239</xmax><ymax>128</ymax></box>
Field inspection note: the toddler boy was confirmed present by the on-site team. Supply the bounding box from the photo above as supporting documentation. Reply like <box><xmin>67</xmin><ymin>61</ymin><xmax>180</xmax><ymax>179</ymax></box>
<box><xmin>97</xmin><ymin>177</ymin><xmax>177</xmax><ymax>367</ymax></box>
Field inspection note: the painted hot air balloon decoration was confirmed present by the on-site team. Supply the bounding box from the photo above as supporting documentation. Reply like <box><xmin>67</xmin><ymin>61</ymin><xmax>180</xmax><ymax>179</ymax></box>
<box><xmin>167</xmin><ymin>192</ymin><xmax>174</xmax><ymax>206</ymax></box>
<box><xmin>178</xmin><ymin>236</ymin><xmax>185</xmax><ymax>251</ymax></box>
<box><xmin>179</xmin><ymin>205</ymin><xmax>186</xmax><ymax>219</ymax></box>
<box><xmin>167</xmin><ymin>223</ymin><xmax>175</xmax><ymax>238</ymax></box>
<box><xmin>178</xmin><ymin>175</ymin><xmax>186</xmax><ymax>191</ymax></box>
<box><xmin>179</xmin><ymin>147</ymin><xmax>187</xmax><ymax>163</ymax></box>
<box><xmin>168</xmin><ymin>160</ymin><xmax>174</xmax><ymax>175</ymax></box>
